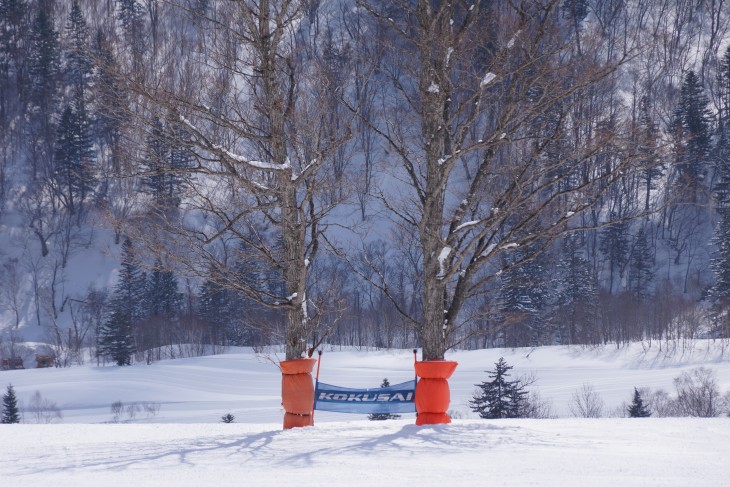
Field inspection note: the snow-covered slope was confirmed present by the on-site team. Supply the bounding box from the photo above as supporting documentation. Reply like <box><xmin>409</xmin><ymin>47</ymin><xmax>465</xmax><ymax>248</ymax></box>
<box><xmin>2</xmin><ymin>341</ymin><xmax>730</xmax><ymax>423</ymax></box>
<box><xmin>2</xmin><ymin>342</ymin><xmax>730</xmax><ymax>485</ymax></box>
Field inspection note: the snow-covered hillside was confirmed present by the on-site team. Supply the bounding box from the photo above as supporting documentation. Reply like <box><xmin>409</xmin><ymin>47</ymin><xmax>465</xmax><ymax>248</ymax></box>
<box><xmin>2</xmin><ymin>342</ymin><xmax>730</xmax><ymax>485</ymax></box>
<box><xmin>4</xmin><ymin>342</ymin><xmax>730</xmax><ymax>423</ymax></box>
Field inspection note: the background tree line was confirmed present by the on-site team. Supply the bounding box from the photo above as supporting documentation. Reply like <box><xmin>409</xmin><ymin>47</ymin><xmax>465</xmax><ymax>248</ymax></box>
<box><xmin>4</xmin><ymin>0</ymin><xmax>730</xmax><ymax>364</ymax></box>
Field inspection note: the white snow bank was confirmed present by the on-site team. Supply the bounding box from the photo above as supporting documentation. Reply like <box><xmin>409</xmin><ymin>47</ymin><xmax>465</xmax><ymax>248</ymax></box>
<box><xmin>1</xmin><ymin>419</ymin><xmax>729</xmax><ymax>486</ymax></box>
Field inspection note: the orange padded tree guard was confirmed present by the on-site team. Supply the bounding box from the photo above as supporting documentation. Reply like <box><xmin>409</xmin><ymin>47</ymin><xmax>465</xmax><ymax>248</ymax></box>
<box><xmin>415</xmin><ymin>360</ymin><xmax>458</xmax><ymax>425</ymax></box>
<box><xmin>280</xmin><ymin>358</ymin><xmax>317</xmax><ymax>429</ymax></box>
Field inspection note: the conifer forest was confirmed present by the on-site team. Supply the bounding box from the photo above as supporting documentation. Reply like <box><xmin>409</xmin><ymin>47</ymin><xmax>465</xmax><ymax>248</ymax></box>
<box><xmin>3</xmin><ymin>0</ymin><xmax>730</xmax><ymax>364</ymax></box>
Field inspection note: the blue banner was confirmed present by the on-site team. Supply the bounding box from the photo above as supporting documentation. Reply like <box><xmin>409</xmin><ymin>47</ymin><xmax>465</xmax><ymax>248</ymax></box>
<box><xmin>314</xmin><ymin>380</ymin><xmax>416</xmax><ymax>414</ymax></box>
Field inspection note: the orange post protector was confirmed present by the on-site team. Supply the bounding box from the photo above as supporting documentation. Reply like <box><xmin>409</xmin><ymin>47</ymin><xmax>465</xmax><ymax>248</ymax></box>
<box><xmin>283</xmin><ymin>412</ymin><xmax>313</xmax><ymax>429</ymax></box>
<box><xmin>414</xmin><ymin>360</ymin><xmax>458</xmax><ymax>426</ymax></box>
<box><xmin>280</xmin><ymin>358</ymin><xmax>317</xmax><ymax>429</ymax></box>
<box><xmin>414</xmin><ymin>360</ymin><xmax>458</xmax><ymax>380</ymax></box>
<box><xmin>415</xmin><ymin>378</ymin><xmax>451</xmax><ymax>413</ymax></box>
<box><xmin>416</xmin><ymin>412</ymin><xmax>451</xmax><ymax>426</ymax></box>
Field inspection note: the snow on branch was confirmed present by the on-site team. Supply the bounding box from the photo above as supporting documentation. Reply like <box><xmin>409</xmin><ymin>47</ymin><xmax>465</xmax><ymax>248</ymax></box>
<box><xmin>480</xmin><ymin>243</ymin><xmax>497</xmax><ymax>258</ymax></box>
<box><xmin>179</xmin><ymin>115</ymin><xmax>291</xmax><ymax>173</ymax></box>
<box><xmin>480</xmin><ymin>72</ymin><xmax>496</xmax><ymax>88</ymax></box>
<box><xmin>216</xmin><ymin>147</ymin><xmax>292</xmax><ymax>172</ymax></box>
<box><xmin>507</xmin><ymin>30</ymin><xmax>522</xmax><ymax>48</ymax></box>
<box><xmin>454</xmin><ymin>220</ymin><xmax>481</xmax><ymax>233</ymax></box>
<box><xmin>446</xmin><ymin>47</ymin><xmax>454</xmax><ymax>66</ymax></box>
<box><xmin>292</xmin><ymin>158</ymin><xmax>318</xmax><ymax>182</ymax></box>
<box><xmin>437</xmin><ymin>246</ymin><xmax>452</xmax><ymax>279</ymax></box>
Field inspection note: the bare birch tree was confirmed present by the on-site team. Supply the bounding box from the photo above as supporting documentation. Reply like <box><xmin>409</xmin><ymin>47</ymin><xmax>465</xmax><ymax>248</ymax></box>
<box><xmin>356</xmin><ymin>0</ymin><xmax>647</xmax><ymax>360</ymax></box>
<box><xmin>114</xmin><ymin>1</ymin><xmax>354</xmax><ymax>360</ymax></box>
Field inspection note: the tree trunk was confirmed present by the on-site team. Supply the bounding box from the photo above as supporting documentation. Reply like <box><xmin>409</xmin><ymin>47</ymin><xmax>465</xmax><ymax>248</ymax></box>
<box><xmin>282</xmin><ymin>197</ymin><xmax>308</xmax><ymax>360</ymax></box>
<box><xmin>417</xmin><ymin>2</ymin><xmax>451</xmax><ymax>361</ymax></box>
<box><xmin>421</xmin><ymin>278</ymin><xmax>448</xmax><ymax>360</ymax></box>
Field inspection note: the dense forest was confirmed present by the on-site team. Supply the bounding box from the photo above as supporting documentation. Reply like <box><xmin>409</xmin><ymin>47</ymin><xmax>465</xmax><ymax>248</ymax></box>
<box><xmin>2</xmin><ymin>0</ymin><xmax>730</xmax><ymax>365</ymax></box>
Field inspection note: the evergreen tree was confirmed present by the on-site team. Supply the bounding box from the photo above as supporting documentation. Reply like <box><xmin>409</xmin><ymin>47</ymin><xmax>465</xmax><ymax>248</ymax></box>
<box><xmin>28</xmin><ymin>2</ymin><xmax>60</xmax><ymax>114</ymax></box>
<box><xmin>0</xmin><ymin>0</ymin><xmax>29</xmax><ymax>207</ymax></box>
<box><xmin>1</xmin><ymin>383</ymin><xmax>20</xmax><ymax>423</ymax></box>
<box><xmin>717</xmin><ymin>45</ymin><xmax>730</xmax><ymax>131</ymax></box>
<box><xmin>500</xmin><ymin>255</ymin><xmax>542</xmax><ymax>316</ymax></box>
<box><xmin>135</xmin><ymin>258</ymin><xmax>183</xmax><ymax>358</ymax></box>
<box><xmin>710</xmin><ymin>132</ymin><xmax>730</xmax><ymax>338</ymax></box>
<box><xmin>198</xmin><ymin>275</ymin><xmax>230</xmax><ymax>326</ymax></box>
<box><xmin>142</xmin><ymin>118</ymin><xmax>189</xmax><ymax>210</ymax></box>
<box><xmin>53</xmin><ymin>95</ymin><xmax>95</xmax><ymax>218</ymax></box>
<box><xmin>555</xmin><ymin>232</ymin><xmax>599</xmax><ymax>344</ymax></box>
<box><xmin>220</xmin><ymin>413</ymin><xmax>235</xmax><ymax>423</ymax></box>
<box><xmin>469</xmin><ymin>358</ymin><xmax>528</xmax><ymax>419</ymax></box>
<box><xmin>628</xmin><ymin>227</ymin><xmax>654</xmax><ymax>302</ymax></box>
<box><xmin>0</xmin><ymin>0</ymin><xmax>28</xmax><ymax>56</ymax></box>
<box><xmin>0</xmin><ymin>0</ymin><xmax>29</xmax><ymax>96</ymax></box>
<box><xmin>711</xmin><ymin>212</ymin><xmax>730</xmax><ymax>305</ymax></box>
<box><xmin>498</xmin><ymin>245</ymin><xmax>548</xmax><ymax>347</ymax></box>
<box><xmin>599</xmin><ymin>215</ymin><xmax>629</xmax><ymax>294</ymax></box>
<box><xmin>142</xmin><ymin>118</ymin><xmax>169</xmax><ymax>205</ymax></box>
<box><xmin>98</xmin><ymin>238</ymin><xmax>146</xmax><ymax>365</ymax></box>
<box><xmin>637</xmin><ymin>95</ymin><xmax>664</xmax><ymax>212</ymax></box>
<box><xmin>64</xmin><ymin>0</ymin><xmax>91</xmax><ymax>99</ymax></box>
<box><xmin>198</xmin><ymin>266</ymin><xmax>244</xmax><ymax>346</ymax></box>
<box><xmin>146</xmin><ymin>258</ymin><xmax>183</xmax><ymax>317</ymax></box>
<box><xmin>27</xmin><ymin>1</ymin><xmax>61</xmax><ymax>179</ymax></box>
<box><xmin>166</xmin><ymin>122</ymin><xmax>191</xmax><ymax>203</ymax></box>
<box><xmin>116</xmin><ymin>0</ymin><xmax>146</xmax><ymax>75</ymax></box>
<box><xmin>711</xmin><ymin>120</ymin><xmax>730</xmax><ymax>308</ymax></box>
<box><xmin>99</xmin><ymin>302</ymin><xmax>136</xmax><ymax>366</ymax></box>
<box><xmin>368</xmin><ymin>378</ymin><xmax>401</xmax><ymax>421</ymax></box>
<box><xmin>627</xmin><ymin>387</ymin><xmax>651</xmax><ymax>417</ymax></box>
<box><xmin>117</xmin><ymin>0</ymin><xmax>145</xmax><ymax>33</ymax></box>
<box><xmin>672</xmin><ymin>70</ymin><xmax>712</xmax><ymax>198</ymax></box>
<box><xmin>91</xmin><ymin>28</ymin><xmax>126</xmax><ymax>176</ymax></box>
<box><xmin>562</xmin><ymin>0</ymin><xmax>588</xmax><ymax>22</ymax></box>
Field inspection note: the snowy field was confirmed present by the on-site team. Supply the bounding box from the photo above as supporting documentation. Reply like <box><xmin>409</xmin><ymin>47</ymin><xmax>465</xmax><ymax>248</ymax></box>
<box><xmin>2</xmin><ymin>342</ymin><xmax>730</xmax><ymax>485</ymax></box>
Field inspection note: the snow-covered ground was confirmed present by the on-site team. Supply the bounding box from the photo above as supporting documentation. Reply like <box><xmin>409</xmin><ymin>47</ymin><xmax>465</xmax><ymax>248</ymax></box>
<box><xmin>2</xmin><ymin>342</ymin><xmax>730</xmax><ymax>485</ymax></box>
<box><xmin>3</xmin><ymin>419</ymin><xmax>728</xmax><ymax>486</ymax></box>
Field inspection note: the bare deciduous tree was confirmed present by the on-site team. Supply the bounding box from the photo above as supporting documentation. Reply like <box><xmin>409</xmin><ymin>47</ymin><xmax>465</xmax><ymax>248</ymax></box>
<box><xmin>647</xmin><ymin>388</ymin><xmax>678</xmax><ymax>417</ymax></box>
<box><xmin>26</xmin><ymin>391</ymin><xmax>63</xmax><ymax>424</ymax></box>
<box><xmin>569</xmin><ymin>383</ymin><xmax>605</xmax><ymax>418</ymax></box>
<box><xmin>674</xmin><ymin>367</ymin><xmax>725</xmax><ymax>417</ymax></box>
<box><xmin>354</xmin><ymin>0</ymin><xmax>647</xmax><ymax>360</ymax></box>
<box><xmin>0</xmin><ymin>258</ymin><xmax>22</xmax><ymax>329</ymax></box>
<box><xmin>521</xmin><ymin>390</ymin><xmax>554</xmax><ymax>419</ymax></box>
<box><xmin>113</xmin><ymin>1</ymin><xmax>356</xmax><ymax>360</ymax></box>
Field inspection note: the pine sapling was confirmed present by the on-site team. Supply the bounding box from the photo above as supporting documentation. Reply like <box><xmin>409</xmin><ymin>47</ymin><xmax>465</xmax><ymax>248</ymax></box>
<box><xmin>368</xmin><ymin>378</ymin><xmax>401</xmax><ymax>421</ymax></box>
<box><xmin>2</xmin><ymin>384</ymin><xmax>21</xmax><ymax>424</ymax></box>
<box><xmin>627</xmin><ymin>387</ymin><xmax>652</xmax><ymax>418</ymax></box>
<box><xmin>469</xmin><ymin>357</ymin><xmax>529</xmax><ymax>419</ymax></box>
<box><xmin>221</xmin><ymin>413</ymin><xmax>235</xmax><ymax>423</ymax></box>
